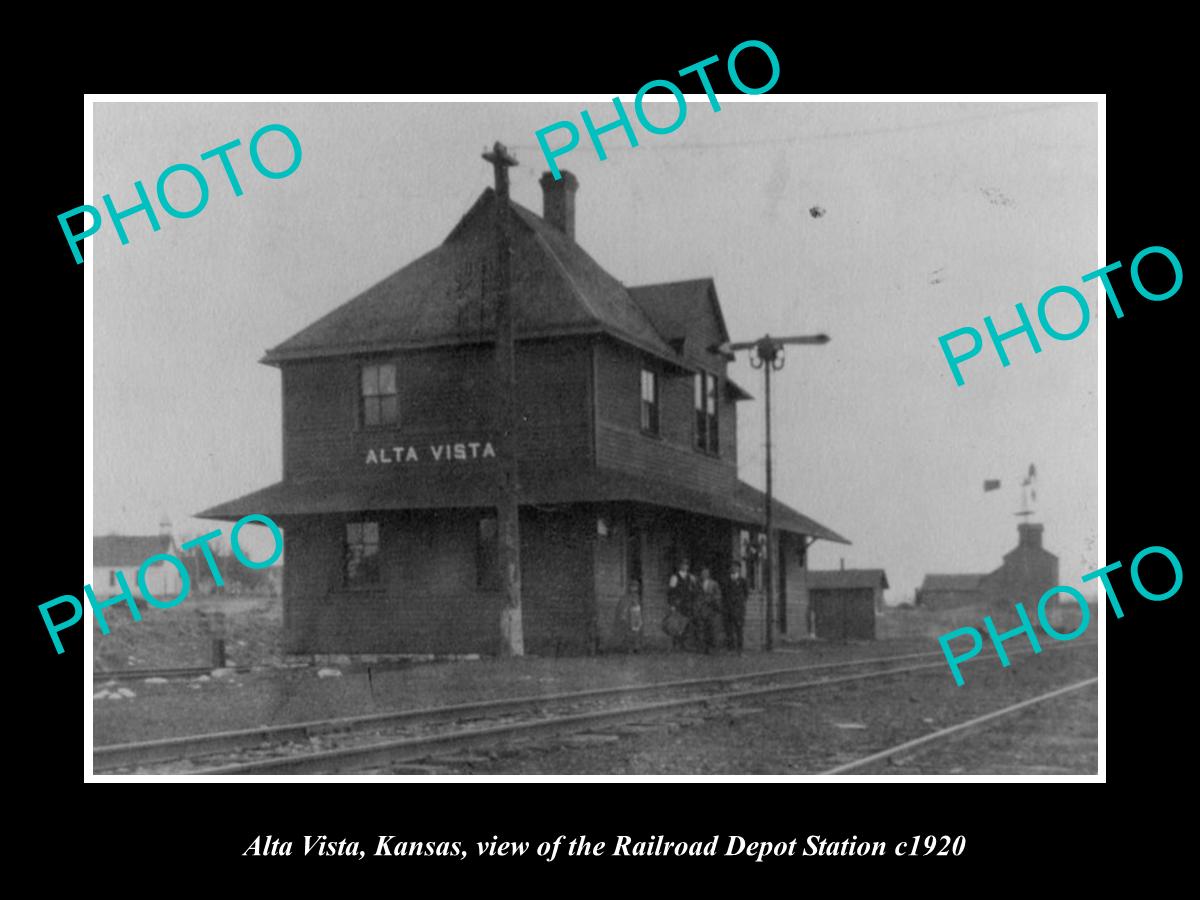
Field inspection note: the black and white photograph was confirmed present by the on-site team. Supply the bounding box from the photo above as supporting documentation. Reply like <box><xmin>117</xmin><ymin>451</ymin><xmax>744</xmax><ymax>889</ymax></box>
<box><xmin>84</xmin><ymin>96</ymin><xmax>1101</xmax><ymax>778</ymax></box>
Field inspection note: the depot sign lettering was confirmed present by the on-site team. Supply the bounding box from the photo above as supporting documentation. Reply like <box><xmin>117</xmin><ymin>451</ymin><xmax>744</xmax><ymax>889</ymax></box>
<box><xmin>365</xmin><ymin>440</ymin><xmax>497</xmax><ymax>465</ymax></box>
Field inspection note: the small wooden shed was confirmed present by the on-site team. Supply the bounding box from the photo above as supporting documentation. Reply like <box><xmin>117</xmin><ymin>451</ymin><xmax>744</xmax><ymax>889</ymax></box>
<box><xmin>806</xmin><ymin>569</ymin><xmax>889</xmax><ymax>641</ymax></box>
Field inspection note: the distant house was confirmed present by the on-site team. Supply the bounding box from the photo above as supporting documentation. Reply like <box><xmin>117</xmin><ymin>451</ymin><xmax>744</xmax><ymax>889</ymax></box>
<box><xmin>916</xmin><ymin>522</ymin><xmax>1060</xmax><ymax>613</ymax></box>
<box><xmin>805</xmin><ymin>568</ymin><xmax>888</xmax><ymax>641</ymax></box>
<box><xmin>915</xmin><ymin>573</ymin><xmax>986</xmax><ymax>610</ymax></box>
<box><xmin>93</xmin><ymin>534</ymin><xmax>182</xmax><ymax>602</ymax></box>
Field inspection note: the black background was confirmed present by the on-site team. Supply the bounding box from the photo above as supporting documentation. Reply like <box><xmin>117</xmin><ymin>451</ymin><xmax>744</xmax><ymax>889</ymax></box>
<box><xmin>21</xmin><ymin>23</ymin><xmax>1188</xmax><ymax>886</ymax></box>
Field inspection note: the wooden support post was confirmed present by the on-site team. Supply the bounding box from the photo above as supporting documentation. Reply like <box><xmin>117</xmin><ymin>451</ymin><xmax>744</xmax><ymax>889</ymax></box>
<box><xmin>484</xmin><ymin>142</ymin><xmax>524</xmax><ymax>657</ymax></box>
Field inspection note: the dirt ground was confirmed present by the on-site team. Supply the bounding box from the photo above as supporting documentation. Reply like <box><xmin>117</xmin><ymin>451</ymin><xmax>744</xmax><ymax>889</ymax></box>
<box><xmin>95</xmin><ymin>637</ymin><xmax>948</xmax><ymax>744</ymax></box>
<box><xmin>456</xmin><ymin>644</ymin><xmax>1098</xmax><ymax>775</ymax></box>
<box><xmin>92</xmin><ymin>626</ymin><xmax>1096</xmax><ymax>771</ymax></box>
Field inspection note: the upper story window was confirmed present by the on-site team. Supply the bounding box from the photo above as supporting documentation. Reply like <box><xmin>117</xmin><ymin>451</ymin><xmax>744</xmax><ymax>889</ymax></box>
<box><xmin>694</xmin><ymin>371</ymin><xmax>719</xmax><ymax>454</ymax></box>
<box><xmin>640</xmin><ymin>368</ymin><xmax>659</xmax><ymax>435</ymax></box>
<box><xmin>361</xmin><ymin>363</ymin><xmax>398</xmax><ymax>427</ymax></box>
<box><xmin>344</xmin><ymin>521</ymin><xmax>381</xmax><ymax>588</ymax></box>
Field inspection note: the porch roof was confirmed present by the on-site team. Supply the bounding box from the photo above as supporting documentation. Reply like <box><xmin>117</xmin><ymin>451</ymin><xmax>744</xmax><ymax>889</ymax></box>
<box><xmin>199</xmin><ymin>468</ymin><xmax>850</xmax><ymax>545</ymax></box>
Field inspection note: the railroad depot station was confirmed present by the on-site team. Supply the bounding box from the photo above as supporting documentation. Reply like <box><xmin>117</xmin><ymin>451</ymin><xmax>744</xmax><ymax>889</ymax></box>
<box><xmin>201</xmin><ymin>162</ymin><xmax>850</xmax><ymax>657</ymax></box>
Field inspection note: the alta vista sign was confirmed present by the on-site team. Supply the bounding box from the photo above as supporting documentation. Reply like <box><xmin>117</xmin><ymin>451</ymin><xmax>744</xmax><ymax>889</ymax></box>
<box><xmin>366</xmin><ymin>441</ymin><xmax>497</xmax><ymax>465</ymax></box>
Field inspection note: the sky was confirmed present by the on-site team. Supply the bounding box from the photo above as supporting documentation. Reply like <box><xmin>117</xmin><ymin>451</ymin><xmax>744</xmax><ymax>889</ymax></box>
<box><xmin>91</xmin><ymin>99</ymin><xmax>1098</xmax><ymax>600</ymax></box>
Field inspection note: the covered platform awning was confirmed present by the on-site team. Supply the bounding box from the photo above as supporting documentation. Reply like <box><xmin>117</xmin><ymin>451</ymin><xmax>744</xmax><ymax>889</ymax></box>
<box><xmin>199</xmin><ymin>467</ymin><xmax>850</xmax><ymax>545</ymax></box>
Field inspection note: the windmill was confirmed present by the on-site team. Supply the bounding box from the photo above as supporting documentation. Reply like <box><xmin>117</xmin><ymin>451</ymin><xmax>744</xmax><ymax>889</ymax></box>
<box><xmin>1016</xmin><ymin>463</ymin><xmax>1038</xmax><ymax>520</ymax></box>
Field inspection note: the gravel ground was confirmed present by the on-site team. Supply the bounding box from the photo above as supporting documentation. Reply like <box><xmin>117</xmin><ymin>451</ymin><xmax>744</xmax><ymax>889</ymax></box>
<box><xmin>93</xmin><ymin>597</ymin><xmax>281</xmax><ymax>671</ymax></box>
<box><xmin>94</xmin><ymin>637</ymin><xmax>954</xmax><ymax>745</ymax></box>
<box><xmin>853</xmin><ymin>682</ymin><xmax>1098</xmax><ymax>775</ymax></box>
<box><xmin>448</xmin><ymin>643</ymin><xmax>1098</xmax><ymax>775</ymax></box>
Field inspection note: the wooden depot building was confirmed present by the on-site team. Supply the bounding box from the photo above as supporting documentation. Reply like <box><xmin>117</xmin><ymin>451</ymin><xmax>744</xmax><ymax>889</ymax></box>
<box><xmin>200</xmin><ymin>161</ymin><xmax>849</xmax><ymax>657</ymax></box>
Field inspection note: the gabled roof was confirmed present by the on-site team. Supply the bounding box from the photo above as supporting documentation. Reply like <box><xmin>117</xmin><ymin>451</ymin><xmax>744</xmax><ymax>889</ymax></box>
<box><xmin>918</xmin><ymin>574</ymin><xmax>986</xmax><ymax>593</ymax></box>
<box><xmin>198</xmin><ymin>468</ymin><xmax>850</xmax><ymax>545</ymax></box>
<box><xmin>807</xmin><ymin>569</ymin><xmax>889</xmax><ymax>590</ymax></box>
<box><xmin>94</xmin><ymin>535</ymin><xmax>173</xmax><ymax>567</ymax></box>
<box><xmin>263</xmin><ymin>189</ymin><xmax>678</xmax><ymax>366</ymax></box>
<box><xmin>627</xmin><ymin>278</ymin><xmax>731</xmax><ymax>348</ymax></box>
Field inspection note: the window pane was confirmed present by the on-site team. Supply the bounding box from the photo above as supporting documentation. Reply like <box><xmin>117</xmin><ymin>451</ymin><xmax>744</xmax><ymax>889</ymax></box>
<box><xmin>694</xmin><ymin>373</ymin><xmax>703</xmax><ymax>409</ymax></box>
<box><xmin>345</xmin><ymin>521</ymin><xmax>382</xmax><ymax>586</ymax></box>
<box><xmin>379</xmin><ymin>394</ymin><xmax>399</xmax><ymax>425</ymax></box>
<box><xmin>640</xmin><ymin>401</ymin><xmax>650</xmax><ymax>432</ymax></box>
<box><xmin>361</xmin><ymin>553</ymin><xmax>380</xmax><ymax>585</ymax></box>
<box><xmin>706</xmin><ymin>374</ymin><xmax>717</xmax><ymax>414</ymax></box>
<box><xmin>364</xmin><ymin>397</ymin><xmax>380</xmax><ymax>427</ymax></box>
<box><xmin>378</xmin><ymin>364</ymin><xmax>396</xmax><ymax>395</ymax></box>
<box><xmin>711</xmin><ymin>412</ymin><xmax>719</xmax><ymax>453</ymax></box>
<box><xmin>362</xmin><ymin>365</ymin><xmax>379</xmax><ymax>397</ymax></box>
<box><xmin>626</xmin><ymin>527</ymin><xmax>642</xmax><ymax>583</ymax></box>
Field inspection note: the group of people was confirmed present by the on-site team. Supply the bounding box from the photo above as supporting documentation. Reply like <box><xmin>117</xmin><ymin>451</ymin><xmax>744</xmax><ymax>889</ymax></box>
<box><xmin>664</xmin><ymin>559</ymin><xmax>748</xmax><ymax>654</ymax></box>
<box><xmin>611</xmin><ymin>558</ymin><xmax>749</xmax><ymax>654</ymax></box>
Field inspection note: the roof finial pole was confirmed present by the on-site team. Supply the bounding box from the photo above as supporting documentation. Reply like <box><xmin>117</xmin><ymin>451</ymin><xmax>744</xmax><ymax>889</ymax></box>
<box><xmin>485</xmin><ymin>140</ymin><xmax>524</xmax><ymax>657</ymax></box>
<box><xmin>482</xmin><ymin>141</ymin><xmax>517</xmax><ymax>199</ymax></box>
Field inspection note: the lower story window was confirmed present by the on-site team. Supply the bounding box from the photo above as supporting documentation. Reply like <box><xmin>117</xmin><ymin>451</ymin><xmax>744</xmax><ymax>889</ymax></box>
<box><xmin>741</xmin><ymin>528</ymin><xmax>763</xmax><ymax>590</ymax></box>
<box><xmin>344</xmin><ymin>521</ymin><xmax>381</xmax><ymax>587</ymax></box>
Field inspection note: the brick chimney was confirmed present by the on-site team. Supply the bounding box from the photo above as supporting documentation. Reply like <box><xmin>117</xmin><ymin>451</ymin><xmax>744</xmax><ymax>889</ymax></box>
<box><xmin>539</xmin><ymin>170</ymin><xmax>579</xmax><ymax>240</ymax></box>
<box><xmin>1017</xmin><ymin>522</ymin><xmax>1044</xmax><ymax>550</ymax></box>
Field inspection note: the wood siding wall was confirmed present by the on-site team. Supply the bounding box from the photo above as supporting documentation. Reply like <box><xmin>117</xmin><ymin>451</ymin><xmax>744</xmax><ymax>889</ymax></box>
<box><xmin>593</xmin><ymin>339</ymin><xmax>738</xmax><ymax>495</ymax></box>
<box><xmin>281</xmin><ymin>508</ymin><xmax>595</xmax><ymax>656</ymax></box>
<box><xmin>779</xmin><ymin>533</ymin><xmax>810</xmax><ymax>639</ymax></box>
<box><xmin>282</xmin><ymin>338</ymin><xmax>593</xmax><ymax>480</ymax></box>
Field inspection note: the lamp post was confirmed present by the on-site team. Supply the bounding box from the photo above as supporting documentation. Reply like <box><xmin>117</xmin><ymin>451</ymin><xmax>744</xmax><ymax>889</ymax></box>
<box><xmin>714</xmin><ymin>333</ymin><xmax>829</xmax><ymax>650</ymax></box>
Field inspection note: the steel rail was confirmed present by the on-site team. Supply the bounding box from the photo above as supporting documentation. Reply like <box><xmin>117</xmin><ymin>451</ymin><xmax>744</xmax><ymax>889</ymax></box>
<box><xmin>94</xmin><ymin>665</ymin><xmax>256</xmax><ymax>683</ymax></box>
<box><xmin>98</xmin><ymin>642</ymin><xmax>1096</xmax><ymax>774</ymax></box>
<box><xmin>95</xmin><ymin>649</ymin><xmax>956</xmax><ymax>770</ymax></box>
<box><xmin>191</xmin><ymin>643</ymin><xmax>1092</xmax><ymax>776</ymax></box>
<box><xmin>193</xmin><ymin>660</ymin><xmax>959</xmax><ymax>774</ymax></box>
<box><xmin>818</xmin><ymin>676</ymin><xmax>1099</xmax><ymax>775</ymax></box>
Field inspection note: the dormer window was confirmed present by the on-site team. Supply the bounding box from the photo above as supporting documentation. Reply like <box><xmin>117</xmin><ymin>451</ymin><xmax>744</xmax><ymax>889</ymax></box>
<box><xmin>361</xmin><ymin>363</ymin><xmax>398</xmax><ymax>427</ymax></box>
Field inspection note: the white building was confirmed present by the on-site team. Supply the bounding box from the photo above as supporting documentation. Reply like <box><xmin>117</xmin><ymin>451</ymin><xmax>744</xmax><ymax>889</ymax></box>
<box><xmin>93</xmin><ymin>532</ymin><xmax>183</xmax><ymax>601</ymax></box>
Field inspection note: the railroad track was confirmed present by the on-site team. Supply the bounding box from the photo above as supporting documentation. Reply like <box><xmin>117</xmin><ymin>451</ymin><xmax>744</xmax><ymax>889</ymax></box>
<box><xmin>818</xmin><ymin>676</ymin><xmax>1099</xmax><ymax>775</ymax></box>
<box><xmin>95</xmin><ymin>642</ymin><xmax>1094</xmax><ymax>775</ymax></box>
<box><xmin>94</xmin><ymin>665</ymin><xmax>256</xmax><ymax>683</ymax></box>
